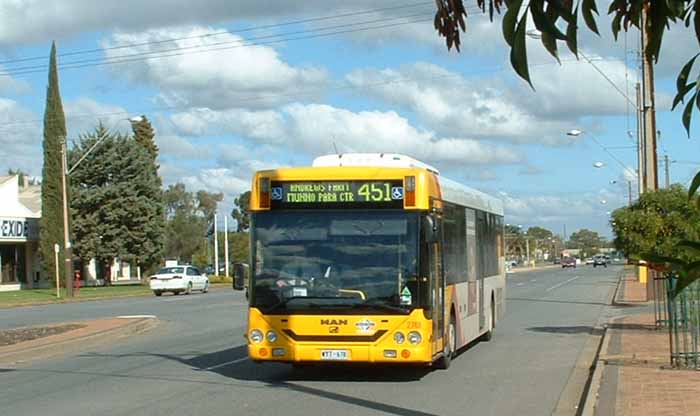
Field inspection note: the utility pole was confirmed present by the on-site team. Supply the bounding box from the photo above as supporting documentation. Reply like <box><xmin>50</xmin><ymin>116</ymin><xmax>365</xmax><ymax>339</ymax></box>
<box><xmin>224</xmin><ymin>216</ymin><xmax>230</xmax><ymax>278</ymax></box>
<box><xmin>60</xmin><ymin>139</ymin><xmax>74</xmax><ymax>298</ymax></box>
<box><xmin>636</xmin><ymin>83</ymin><xmax>644</xmax><ymax>196</ymax></box>
<box><xmin>628</xmin><ymin>180</ymin><xmax>633</xmax><ymax>206</ymax></box>
<box><xmin>525</xmin><ymin>238</ymin><xmax>530</xmax><ymax>267</ymax></box>
<box><xmin>213</xmin><ymin>214</ymin><xmax>219</xmax><ymax>276</ymax></box>
<box><xmin>641</xmin><ymin>2</ymin><xmax>658</xmax><ymax>192</ymax></box>
<box><xmin>664</xmin><ymin>154</ymin><xmax>670</xmax><ymax>188</ymax></box>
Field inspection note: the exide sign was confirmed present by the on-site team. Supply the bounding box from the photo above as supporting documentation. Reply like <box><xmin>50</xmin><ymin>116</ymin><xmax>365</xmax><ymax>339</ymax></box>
<box><xmin>0</xmin><ymin>218</ymin><xmax>37</xmax><ymax>240</ymax></box>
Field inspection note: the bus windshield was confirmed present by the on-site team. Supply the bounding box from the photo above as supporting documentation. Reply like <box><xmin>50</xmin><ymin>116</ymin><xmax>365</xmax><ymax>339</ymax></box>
<box><xmin>250</xmin><ymin>210</ymin><xmax>419</xmax><ymax>314</ymax></box>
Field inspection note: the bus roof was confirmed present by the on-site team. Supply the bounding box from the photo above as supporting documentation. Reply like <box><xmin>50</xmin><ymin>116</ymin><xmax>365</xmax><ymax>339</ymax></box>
<box><xmin>253</xmin><ymin>153</ymin><xmax>504</xmax><ymax>215</ymax></box>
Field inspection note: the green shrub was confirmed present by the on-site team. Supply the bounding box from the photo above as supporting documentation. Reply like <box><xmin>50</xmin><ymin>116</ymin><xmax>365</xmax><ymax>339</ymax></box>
<box><xmin>207</xmin><ymin>275</ymin><xmax>233</xmax><ymax>284</ymax></box>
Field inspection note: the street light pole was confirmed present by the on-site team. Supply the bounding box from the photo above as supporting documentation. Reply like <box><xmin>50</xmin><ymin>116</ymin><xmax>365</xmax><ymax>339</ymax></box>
<box><xmin>60</xmin><ymin>138</ymin><xmax>74</xmax><ymax>297</ymax></box>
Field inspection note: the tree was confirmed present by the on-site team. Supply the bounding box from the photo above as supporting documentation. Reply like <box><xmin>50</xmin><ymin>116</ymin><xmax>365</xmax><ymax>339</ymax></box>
<box><xmin>7</xmin><ymin>169</ymin><xmax>28</xmax><ymax>186</ymax></box>
<box><xmin>131</xmin><ymin>115</ymin><xmax>165</xmax><ymax>273</ymax></box>
<box><xmin>567</xmin><ymin>229</ymin><xmax>606</xmax><ymax>258</ymax></box>
<box><xmin>433</xmin><ymin>1</ymin><xmax>700</xmax><ymax>132</ymax></box>
<box><xmin>196</xmin><ymin>190</ymin><xmax>223</xmax><ymax>222</ymax></box>
<box><xmin>162</xmin><ymin>183</ymin><xmax>222</xmax><ymax>263</ymax></box>
<box><xmin>131</xmin><ymin>115</ymin><xmax>158</xmax><ymax>160</ymax></box>
<box><xmin>612</xmin><ymin>185</ymin><xmax>700</xmax><ymax>261</ymax></box>
<box><xmin>39</xmin><ymin>41</ymin><xmax>68</xmax><ymax>284</ymax></box>
<box><xmin>69</xmin><ymin>125</ymin><xmax>165</xmax><ymax>281</ymax></box>
<box><xmin>231</xmin><ymin>191</ymin><xmax>251</xmax><ymax>232</ymax></box>
<box><xmin>526</xmin><ymin>226</ymin><xmax>553</xmax><ymax>240</ymax></box>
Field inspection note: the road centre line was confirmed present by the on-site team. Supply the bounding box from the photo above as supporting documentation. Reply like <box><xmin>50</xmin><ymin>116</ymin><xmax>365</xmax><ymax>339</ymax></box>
<box><xmin>202</xmin><ymin>356</ymin><xmax>248</xmax><ymax>371</ymax></box>
<box><xmin>545</xmin><ymin>276</ymin><xmax>582</xmax><ymax>292</ymax></box>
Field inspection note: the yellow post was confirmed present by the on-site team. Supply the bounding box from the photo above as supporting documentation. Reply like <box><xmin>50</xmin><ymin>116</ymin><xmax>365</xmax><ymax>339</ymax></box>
<box><xmin>638</xmin><ymin>264</ymin><xmax>647</xmax><ymax>284</ymax></box>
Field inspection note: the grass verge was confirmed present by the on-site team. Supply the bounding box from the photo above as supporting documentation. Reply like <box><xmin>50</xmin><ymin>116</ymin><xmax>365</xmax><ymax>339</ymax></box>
<box><xmin>0</xmin><ymin>286</ymin><xmax>152</xmax><ymax>308</ymax></box>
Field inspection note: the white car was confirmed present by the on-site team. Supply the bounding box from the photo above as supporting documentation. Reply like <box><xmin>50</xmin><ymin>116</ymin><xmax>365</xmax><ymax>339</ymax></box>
<box><xmin>149</xmin><ymin>265</ymin><xmax>209</xmax><ymax>296</ymax></box>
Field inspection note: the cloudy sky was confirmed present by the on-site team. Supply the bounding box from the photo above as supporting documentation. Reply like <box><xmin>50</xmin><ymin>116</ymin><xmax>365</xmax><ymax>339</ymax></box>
<box><xmin>1</xmin><ymin>1</ymin><xmax>699</xmax><ymax>238</ymax></box>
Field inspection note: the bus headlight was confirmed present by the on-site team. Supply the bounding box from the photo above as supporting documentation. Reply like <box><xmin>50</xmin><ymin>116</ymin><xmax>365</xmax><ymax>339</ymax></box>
<box><xmin>408</xmin><ymin>331</ymin><xmax>422</xmax><ymax>345</ymax></box>
<box><xmin>250</xmin><ymin>329</ymin><xmax>264</xmax><ymax>344</ymax></box>
<box><xmin>393</xmin><ymin>332</ymin><xmax>405</xmax><ymax>344</ymax></box>
<box><xmin>266</xmin><ymin>330</ymin><xmax>278</xmax><ymax>343</ymax></box>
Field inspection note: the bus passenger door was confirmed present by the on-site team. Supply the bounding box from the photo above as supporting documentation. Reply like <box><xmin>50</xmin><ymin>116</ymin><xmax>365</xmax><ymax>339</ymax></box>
<box><xmin>476</xmin><ymin>210</ymin><xmax>486</xmax><ymax>331</ymax></box>
<box><xmin>430</xmin><ymin>224</ymin><xmax>445</xmax><ymax>354</ymax></box>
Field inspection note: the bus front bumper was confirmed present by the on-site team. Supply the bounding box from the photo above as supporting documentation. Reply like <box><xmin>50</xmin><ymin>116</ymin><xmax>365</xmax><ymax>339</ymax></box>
<box><xmin>248</xmin><ymin>343</ymin><xmax>432</xmax><ymax>364</ymax></box>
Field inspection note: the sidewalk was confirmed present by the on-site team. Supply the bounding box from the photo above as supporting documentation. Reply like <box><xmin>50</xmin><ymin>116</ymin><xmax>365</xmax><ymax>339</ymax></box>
<box><xmin>0</xmin><ymin>316</ymin><xmax>157</xmax><ymax>366</ymax></box>
<box><xmin>591</xmin><ymin>275</ymin><xmax>700</xmax><ymax>416</ymax></box>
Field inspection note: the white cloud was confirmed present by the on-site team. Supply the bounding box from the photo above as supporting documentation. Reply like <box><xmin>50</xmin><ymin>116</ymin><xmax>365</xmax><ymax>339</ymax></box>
<box><xmin>0</xmin><ymin>67</ymin><xmax>30</xmax><ymax>94</ymax></box>
<box><xmin>101</xmin><ymin>26</ymin><xmax>328</xmax><ymax>109</ymax></box>
<box><xmin>0</xmin><ymin>1</ymin><xmax>386</xmax><ymax>46</ymax></box>
<box><xmin>0</xmin><ymin>98</ymin><xmax>42</xmax><ymax>175</ymax></box>
<box><xmin>64</xmin><ymin>97</ymin><xmax>131</xmax><ymax>137</ymax></box>
<box><xmin>166</xmin><ymin>103</ymin><xmax>523</xmax><ymax>168</ymax></box>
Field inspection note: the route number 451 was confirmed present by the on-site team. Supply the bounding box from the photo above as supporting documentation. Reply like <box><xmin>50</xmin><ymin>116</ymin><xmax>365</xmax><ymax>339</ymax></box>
<box><xmin>358</xmin><ymin>183</ymin><xmax>392</xmax><ymax>202</ymax></box>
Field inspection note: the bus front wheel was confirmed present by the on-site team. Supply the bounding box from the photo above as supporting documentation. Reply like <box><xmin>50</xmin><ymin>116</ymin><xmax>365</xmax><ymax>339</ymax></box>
<box><xmin>435</xmin><ymin>314</ymin><xmax>456</xmax><ymax>370</ymax></box>
<box><xmin>482</xmin><ymin>297</ymin><xmax>495</xmax><ymax>342</ymax></box>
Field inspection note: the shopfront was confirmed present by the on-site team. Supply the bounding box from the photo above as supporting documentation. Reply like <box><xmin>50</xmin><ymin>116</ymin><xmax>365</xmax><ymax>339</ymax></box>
<box><xmin>0</xmin><ymin>176</ymin><xmax>42</xmax><ymax>291</ymax></box>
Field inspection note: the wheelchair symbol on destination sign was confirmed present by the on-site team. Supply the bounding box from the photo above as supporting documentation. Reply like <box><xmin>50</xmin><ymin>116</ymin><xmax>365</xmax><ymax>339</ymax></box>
<box><xmin>271</xmin><ymin>187</ymin><xmax>283</xmax><ymax>201</ymax></box>
<box><xmin>391</xmin><ymin>186</ymin><xmax>404</xmax><ymax>200</ymax></box>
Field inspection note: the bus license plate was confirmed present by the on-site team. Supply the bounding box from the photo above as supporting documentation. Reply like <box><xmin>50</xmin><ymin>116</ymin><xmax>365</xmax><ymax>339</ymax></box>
<box><xmin>320</xmin><ymin>350</ymin><xmax>349</xmax><ymax>360</ymax></box>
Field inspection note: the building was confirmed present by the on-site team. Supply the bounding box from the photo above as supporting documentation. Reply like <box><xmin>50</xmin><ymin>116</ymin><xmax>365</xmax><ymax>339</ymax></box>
<box><xmin>0</xmin><ymin>175</ymin><xmax>41</xmax><ymax>291</ymax></box>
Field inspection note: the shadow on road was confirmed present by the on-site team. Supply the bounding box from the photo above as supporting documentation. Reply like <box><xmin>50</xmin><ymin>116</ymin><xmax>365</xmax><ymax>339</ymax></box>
<box><xmin>507</xmin><ymin>297</ymin><xmax>609</xmax><ymax>307</ymax></box>
<box><xmin>526</xmin><ymin>325</ymin><xmax>605</xmax><ymax>336</ymax></box>
<box><xmin>71</xmin><ymin>344</ymin><xmax>439</xmax><ymax>416</ymax></box>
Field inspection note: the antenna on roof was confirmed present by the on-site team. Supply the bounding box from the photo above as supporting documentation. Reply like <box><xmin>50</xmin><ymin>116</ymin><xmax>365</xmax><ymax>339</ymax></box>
<box><xmin>332</xmin><ymin>140</ymin><xmax>339</xmax><ymax>155</ymax></box>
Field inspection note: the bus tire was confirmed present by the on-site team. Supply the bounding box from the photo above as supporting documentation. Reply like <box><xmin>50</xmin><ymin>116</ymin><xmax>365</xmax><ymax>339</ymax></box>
<box><xmin>483</xmin><ymin>297</ymin><xmax>495</xmax><ymax>342</ymax></box>
<box><xmin>435</xmin><ymin>313</ymin><xmax>456</xmax><ymax>370</ymax></box>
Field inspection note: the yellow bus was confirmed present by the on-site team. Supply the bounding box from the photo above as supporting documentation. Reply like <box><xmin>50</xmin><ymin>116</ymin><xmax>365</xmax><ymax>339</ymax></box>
<box><xmin>237</xmin><ymin>153</ymin><xmax>505</xmax><ymax>369</ymax></box>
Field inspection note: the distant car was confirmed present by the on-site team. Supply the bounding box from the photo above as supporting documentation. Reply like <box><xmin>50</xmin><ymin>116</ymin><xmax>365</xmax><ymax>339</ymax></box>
<box><xmin>561</xmin><ymin>257</ymin><xmax>576</xmax><ymax>268</ymax></box>
<box><xmin>553</xmin><ymin>258</ymin><xmax>561</xmax><ymax>265</ymax></box>
<box><xmin>149</xmin><ymin>265</ymin><xmax>210</xmax><ymax>296</ymax></box>
<box><xmin>593</xmin><ymin>257</ymin><xmax>607</xmax><ymax>268</ymax></box>
<box><xmin>585</xmin><ymin>258</ymin><xmax>595</xmax><ymax>265</ymax></box>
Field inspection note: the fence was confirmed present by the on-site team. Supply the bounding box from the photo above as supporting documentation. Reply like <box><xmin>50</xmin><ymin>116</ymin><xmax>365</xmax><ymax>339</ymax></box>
<box><xmin>664</xmin><ymin>274</ymin><xmax>700</xmax><ymax>370</ymax></box>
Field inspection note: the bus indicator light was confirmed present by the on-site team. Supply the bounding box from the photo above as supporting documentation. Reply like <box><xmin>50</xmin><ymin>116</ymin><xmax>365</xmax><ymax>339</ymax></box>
<box><xmin>404</xmin><ymin>176</ymin><xmax>416</xmax><ymax>207</ymax></box>
<box><xmin>259</xmin><ymin>348</ymin><xmax>268</xmax><ymax>357</ymax></box>
<box><xmin>401</xmin><ymin>349</ymin><xmax>411</xmax><ymax>359</ymax></box>
<box><xmin>259</xmin><ymin>177</ymin><xmax>271</xmax><ymax>208</ymax></box>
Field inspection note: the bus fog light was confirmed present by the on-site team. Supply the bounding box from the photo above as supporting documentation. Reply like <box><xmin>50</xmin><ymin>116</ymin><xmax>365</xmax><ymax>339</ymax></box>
<box><xmin>393</xmin><ymin>332</ymin><xmax>405</xmax><ymax>344</ymax></box>
<box><xmin>272</xmin><ymin>348</ymin><xmax>286</xmax><ymax>357</ymax></box>
<box><xmin>408</xmin><ymin>331</ymin><xmax>422</xmax><ymax>345</ymax></box>
<box><xmin>250</xmin><ymin>329</ymin><xmax>264</xmax><ymax>344</ymax></box>
<box><xmin>266</xmin><ymin>330</ymin><xmax>278</xmax><ymax>342</ymax></box>
<box><xmin>383</xmin><ymin>350</ymin><xmax>397</xmax><ymax>358</ymax></box>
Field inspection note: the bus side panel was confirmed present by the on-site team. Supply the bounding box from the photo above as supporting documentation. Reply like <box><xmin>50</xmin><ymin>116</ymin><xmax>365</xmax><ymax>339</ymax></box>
<box><xmin>453</xmin><ymin>281</ymin><xmax>480</xmax><ymax>349</ymax></box>
<box><xmin>483</xmin><ymin>273</ymin><xmax>506</xmax><ymax>324</ymax></box>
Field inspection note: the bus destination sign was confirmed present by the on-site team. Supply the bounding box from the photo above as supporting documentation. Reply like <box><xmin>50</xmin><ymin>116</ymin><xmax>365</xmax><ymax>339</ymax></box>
<box><xmin>270</xmin><ymin>180</ymin><xmax>404</xmax><ymax>209</ymax></box>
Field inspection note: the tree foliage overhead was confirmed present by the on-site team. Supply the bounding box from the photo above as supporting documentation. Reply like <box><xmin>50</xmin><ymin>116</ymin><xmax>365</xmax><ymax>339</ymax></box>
<box><xmin>434</xmin><ymin>0</ymin><xmax>700</xmax><ymax>131</ymax></box>
<box><xmin>69</xmin><ymin>124</ymin><xmax>165</xmax><ymax>277</ymax></box>
<box><xmin>231</xmin><ymin>190</ymin><xmax>251</xmax><ymax>232</ymax></box>
<box><xmin>39</xmin><ymin>41</ymin><xmax>68</xmax><ymax>282</ymax></box>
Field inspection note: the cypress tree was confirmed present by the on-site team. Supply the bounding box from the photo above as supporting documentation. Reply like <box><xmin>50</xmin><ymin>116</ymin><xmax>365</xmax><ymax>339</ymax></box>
<box><xmin>39</xmin><ymin>42</ymin><xmax>68</xmax><ymax>286</ymax></box>
<box><xmin>131</xmin><ymin>115</ymin><xmax>158</xmax><ymax>159</ymax></box>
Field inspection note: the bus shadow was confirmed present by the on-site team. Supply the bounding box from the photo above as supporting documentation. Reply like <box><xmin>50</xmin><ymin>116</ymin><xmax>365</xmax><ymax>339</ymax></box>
<box><xmin>526</xmin><ymin>326</ymin><xmax>605</xmax><ymax>336</ymax></box>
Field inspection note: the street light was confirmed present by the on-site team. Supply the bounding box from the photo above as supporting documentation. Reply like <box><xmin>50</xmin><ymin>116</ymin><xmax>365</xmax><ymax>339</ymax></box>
<box><xmin>60</xmin><ymin>116</ymin><xmax>143</xmax><ymax>297</ymax></box>
<box><xmin>593</xmin><ymin>161</ymin><xmax>606</xmax><ymax>168</ymax></box>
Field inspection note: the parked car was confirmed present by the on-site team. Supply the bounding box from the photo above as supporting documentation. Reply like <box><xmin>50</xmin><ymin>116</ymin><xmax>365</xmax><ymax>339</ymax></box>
<box><xmin>561</xmin><ymin>257</ymin><xmax>577</xmax><ymax>268</ymax></box>
<box><xmin>593</xmin><ymin>257</ymin><xmax>608</xmax><ymax>268</ymax></box>
<box><xmin>149</xmin><ymin>265</ymin><xmax>209</xmax><ymax>296</ymax></box>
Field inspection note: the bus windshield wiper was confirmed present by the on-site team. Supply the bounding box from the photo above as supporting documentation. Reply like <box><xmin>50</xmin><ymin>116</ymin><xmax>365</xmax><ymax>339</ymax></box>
<box><xmin>352</xmin><ymin>301</ymin><xmax>410</xmax><ymax>314</ymax></box>
<box><xmin>267</xmin><ymin>296</ymin><xmax>336</xmax><ymax>312</ymax></box>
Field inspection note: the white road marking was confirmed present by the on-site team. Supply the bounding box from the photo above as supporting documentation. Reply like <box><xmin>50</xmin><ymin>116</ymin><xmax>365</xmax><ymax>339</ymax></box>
<box><xmin>517</xmin><ymin>282</ymin><xmax>525</xmax><ymax>286</ymax></box>
<box><xmin>530</xmin><ymin>279</ymin><xmax>537</xmax><ymax>282</ymax></box>
<box><xmin>546</xmin><ymin>276</ymin><xmax>582</xmax><ymax>292</ymax></box>
<box><xmin>203</xmin><ymin>357</ymin><xmax>248</xmax><ymax>370</ymax></box>
<box><xmin>116</xmin><ymin>315</ymin><xmax>156</xmax><ymax>319</ymax></box>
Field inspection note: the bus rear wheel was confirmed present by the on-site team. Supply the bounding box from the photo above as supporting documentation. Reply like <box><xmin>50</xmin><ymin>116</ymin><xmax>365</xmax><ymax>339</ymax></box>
<box><xmin>435</xmin><ymin>314</ymin><xmax>456</xmax><ymax>370</ymax></box>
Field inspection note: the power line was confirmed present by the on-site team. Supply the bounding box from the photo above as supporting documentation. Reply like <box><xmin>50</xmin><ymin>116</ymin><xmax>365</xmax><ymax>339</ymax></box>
<box><xmin>1</xmin><ymin>13</ymin><xmax>443</xmax><ymax>77</ymax></box>
<box><xmin>0</xmin><ymin>1</ymin><xmax>435</xmax><ymax>66</ymax></box>
<box><xmin>0</xmin><ymin>58</ymin><xmax>609</xmax><ymax>132</ymax></box>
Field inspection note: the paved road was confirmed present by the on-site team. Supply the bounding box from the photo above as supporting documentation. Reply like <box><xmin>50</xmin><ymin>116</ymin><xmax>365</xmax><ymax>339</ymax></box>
<box><xmin>0</xmin><ymin>266</ymin><xmax>621</xmax><ymax>416</ymax></box>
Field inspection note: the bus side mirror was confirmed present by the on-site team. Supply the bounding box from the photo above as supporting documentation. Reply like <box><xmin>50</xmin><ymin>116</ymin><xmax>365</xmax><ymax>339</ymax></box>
<box><xmin>422</xmin><ymin>215</ymin><xmax>438</xmax><ymax>243</ymax></box>
<box><xmin>233</xmin><ymin>263</ymin><xmax>247</xmax><ymax>291</ymax></box>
